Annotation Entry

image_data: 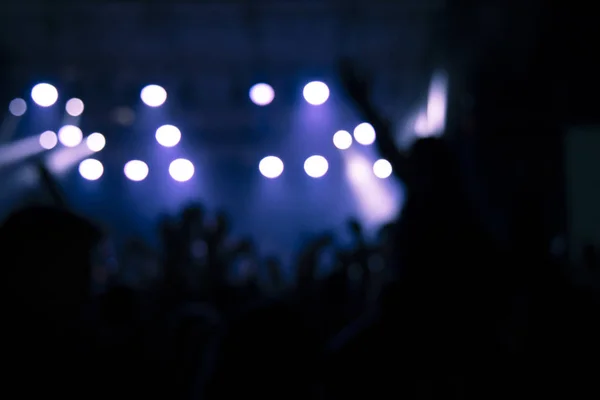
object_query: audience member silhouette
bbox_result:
[0,206,103,397]
[324,61,502,398]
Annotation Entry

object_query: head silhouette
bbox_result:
[215,210,229,232]
[347,218,363,237]
[0,206,102,317]
[181,203,205,234]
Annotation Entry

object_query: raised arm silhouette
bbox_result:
[339,60,409,183]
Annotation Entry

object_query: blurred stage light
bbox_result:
[155,124,181,147]
[86,132,106,152]
[415,71,448,138]
[39,130,58,150]
[303,81,329,105]
[141,85,167,107]
[304,155,329,178]
[333,130,352,150]
[425,70,448,136]
[249,83,275,106]
[124,160,149,182]
[8,98,27,116]
[373,159,392,179]
[346,154,372,183]
[353,122,376,145]
[79,158,104,181]
[65,98,84,116]
[169,158,194,182]
[58,125,83,147]
[31,83,58,107]
[258,156,284,178]
[414,113,429,136]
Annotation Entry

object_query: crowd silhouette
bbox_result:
[1,63,599,400]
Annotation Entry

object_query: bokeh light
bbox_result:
[303,81,329,105]
[169,158,194,182]
[373,159,392,179]
[65,98,84,116]
[353,122,376,145]
[333,130,353,150]
[141,85,167,107]
[8,98,27,116]
[155,124,181,148]
[58,125,83,147]
[249,83,275,106]
[304,155,329,178]
[31,83,58,107]
[258,156,284,178]
[79,159,104,181]
[124,160,149,182]
[39,130,58,150]
[86,133,106,152]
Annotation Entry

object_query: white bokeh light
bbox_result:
[78,159,104,181]
[169,158,194,182]
[141,85,167,107]
[333,130,353,150]
[86,132,106,152]
[58,125,83,147]
[303,81,329,106]
[39,130,58,150]
[31,83,58,107]
[353,122,376,145]
[249,83,275,106]
[373,159,392,179]
[258,156,284,179]
[304,155,329,178]
[65,98,84,116]
[155,124,181,147]
[124,160,149,182]
[8,98,27,116]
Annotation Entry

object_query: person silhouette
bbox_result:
[327,61,497,398]
[0,205,104,397]
[0,205,103,320]
[339,61,487,288]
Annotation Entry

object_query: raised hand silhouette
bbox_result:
[339,59,370,107]
[181,203,205,236]
[338,59,409,182]
[347,218,363,238]
[296,232,334,287]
